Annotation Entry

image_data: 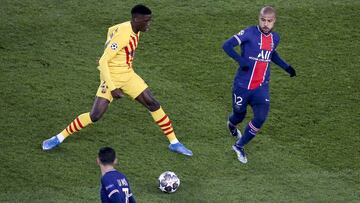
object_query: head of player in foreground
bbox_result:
[131,4,152,33]
[258,6,276,34]
[97,147,118,174]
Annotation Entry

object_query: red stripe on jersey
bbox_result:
[129,41,134,64]
[248,61,268,90]
[65,128,70,135]
[72,121,79,131]
[165,130,174,136]
[156,115,168,124]
[125,47,130,65]
[261,34,273,51]
[131,36,137,47]
[129,41,134,52]
[76,117,84,129]
[160,120,172,128]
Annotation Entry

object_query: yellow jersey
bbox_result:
[98,21,140,91]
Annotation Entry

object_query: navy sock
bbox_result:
[235,121,259,148]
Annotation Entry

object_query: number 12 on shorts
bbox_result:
[234,93,243,106]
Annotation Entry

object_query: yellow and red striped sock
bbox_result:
[150,107,179,144]
[59,112,93,140]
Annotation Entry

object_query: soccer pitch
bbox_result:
[1,0,359,202]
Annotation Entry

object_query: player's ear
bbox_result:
[132,14,139,22]
[114,158,118,165]
[96,157,101,165]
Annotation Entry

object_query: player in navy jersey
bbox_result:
[222,6,296,163]
[97,147,136,203]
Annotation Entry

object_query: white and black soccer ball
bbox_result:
[158,171,180,193]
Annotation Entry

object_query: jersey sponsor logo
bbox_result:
[110,43,118,50]
[257,50,271,60]
[248,50,272,63]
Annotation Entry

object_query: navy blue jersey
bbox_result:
[100,170,136,203]
[232,26,280,90]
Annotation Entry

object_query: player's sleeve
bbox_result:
[98,33,129,91]
[271,33,290,70]
[271,51,290,70]
[222,28,251,67]
[232,28,251,46]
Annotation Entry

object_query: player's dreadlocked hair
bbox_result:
[131,4,152,16]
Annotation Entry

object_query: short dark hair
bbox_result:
[260,6,276,16]
[131,4,152,16]
[98,147,116,165]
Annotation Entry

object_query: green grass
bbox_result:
[1,0,359,202]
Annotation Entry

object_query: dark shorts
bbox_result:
[232,83,270,113]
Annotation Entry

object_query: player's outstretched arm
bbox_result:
[98,55,124,99]
[99,34,129,91]
[222,37,249,69]
[99,54,117,91]
[271,51,296,77]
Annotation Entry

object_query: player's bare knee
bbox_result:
[147,100,160,111]
[90,112,103,122]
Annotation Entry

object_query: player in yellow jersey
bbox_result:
[42,4,193,156]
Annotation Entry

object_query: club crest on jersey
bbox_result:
[238,30,245,35]
[110,43,118,50]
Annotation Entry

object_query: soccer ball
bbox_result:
[158,171,180,193]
